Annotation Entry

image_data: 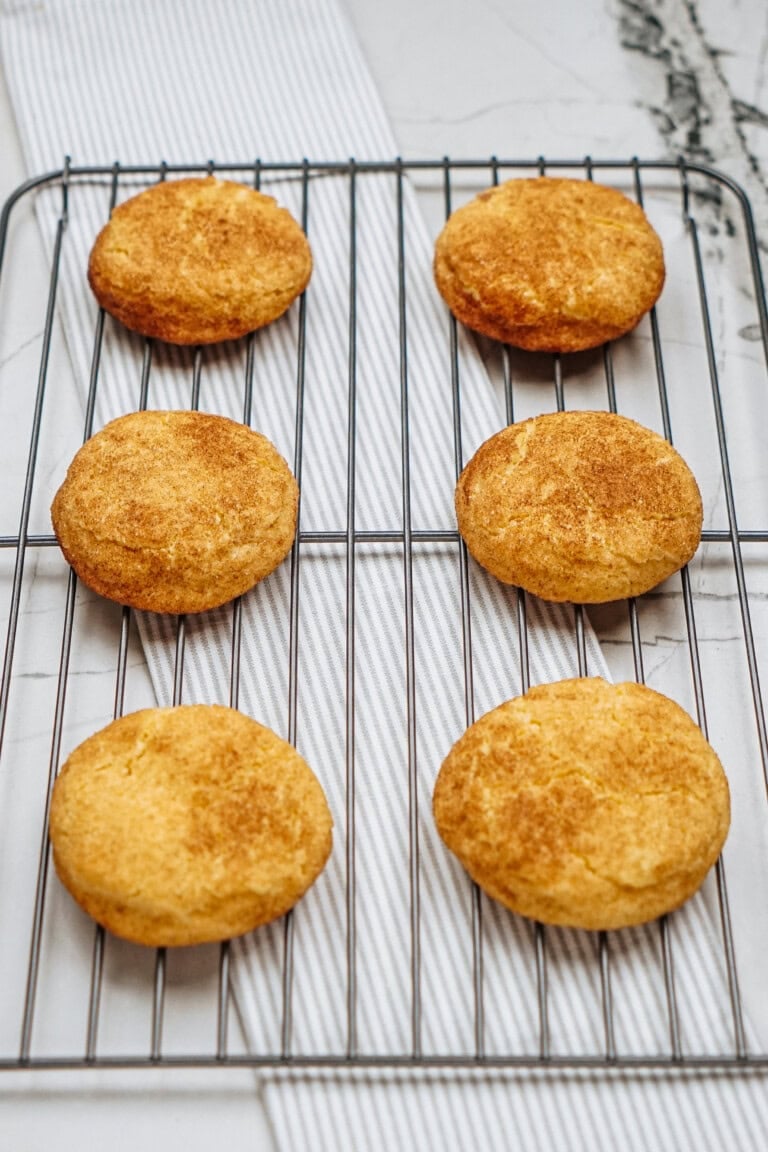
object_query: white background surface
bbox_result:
[1,0,768,1148]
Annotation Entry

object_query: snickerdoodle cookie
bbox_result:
[49,704,333,947]
[88,176,312,344]
[434,176,664,352]
[455,410,702,603]
[51,409,298,614]
[433,678,730,930]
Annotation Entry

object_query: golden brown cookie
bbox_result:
[434,176,664,352]
[49,705,333,947]
[433,678,730,931]
[88,176,312,344]
[455,410,702,603]
[51,409,298,614]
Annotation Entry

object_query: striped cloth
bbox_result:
[1,1,766,1148]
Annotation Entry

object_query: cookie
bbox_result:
[51,409,298,614]
[434,176,664,352]
[433,678,730,931]
[88,176,312,344]
[49,705,333,947]
[455,410,702,603]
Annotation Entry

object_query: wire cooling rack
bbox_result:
[0,157,768,1073]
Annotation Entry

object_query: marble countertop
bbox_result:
[1,0,768,1149]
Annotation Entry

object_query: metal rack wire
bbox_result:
[0,156,767,1072]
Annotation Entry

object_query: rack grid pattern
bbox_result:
[0,157,767,1072]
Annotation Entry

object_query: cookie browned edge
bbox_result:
[454,410,703,603]
[432,678,730,930]
[50,409,299,614]
[434,176,665,352]
[49,704,333,947]
[88,176,312,344]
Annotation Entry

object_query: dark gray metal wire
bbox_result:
[20,568,77,1063]
[0,174,70,757]
[151,949,166,1061]
[396,161,423,1059]
[217,258,259,1066]
[281,159,312,1060]
[555,266,618,1060]
[629,158,684,1061]
[82,163,124,1066]
[16,166,81,1062]
[679,162,749,1058]
[492,155,551,1063]
[443,157,485,1061]
[345,161,359,1059]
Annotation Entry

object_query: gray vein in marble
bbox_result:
[639,589,768,603]
[734,100,768,131]
[603,636,744,651]
[739,323,762,341]
[472,0,611,100]
[0,328,43,370]
[397,97,634,128]
[758,30,768,113]
[648,630,742,643]
[617,0,768,245]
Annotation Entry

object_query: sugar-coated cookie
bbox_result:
[49,705,333,947]
[455,410,702,603]
[433,678,730,930]
[434,176,664,352]
[51,409,298,614]
[88,176,312,344]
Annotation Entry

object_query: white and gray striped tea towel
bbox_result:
[1,0,766,1148]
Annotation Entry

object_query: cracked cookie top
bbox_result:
[49,704,333,947]
[432,677,730,931]
[51,409,298,614]
[433,176,664,352]
[455,409,703,603]
[88,176,312,344]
